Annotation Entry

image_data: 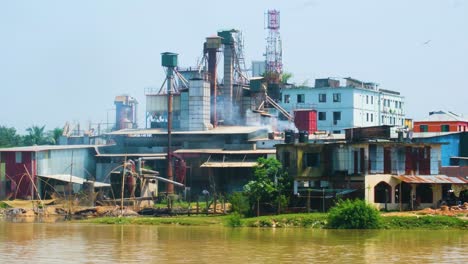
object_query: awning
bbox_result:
[393,175,468,184]
[200,161,258,168]
[37,174,111,187]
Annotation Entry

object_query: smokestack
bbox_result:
[205,36,222,127]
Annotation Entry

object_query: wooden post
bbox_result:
[222,196,226,214]
[120,158,127,217]
[213,193,217,214]
[256,198,260,217]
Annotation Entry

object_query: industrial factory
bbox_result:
[101,10,305,197]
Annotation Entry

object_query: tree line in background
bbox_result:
[0,125,63,148]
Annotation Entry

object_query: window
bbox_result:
[318,112,326,121]
[382,115,384,123]
[420,125,428,132]
[319,93,326,102]
[284,94,290,103]
[366,113,369,122]
[15,152,22,163]
[441,124,450,132]
[333,130,341,134]
[283,152,290,168]
[333,111,341,125]
[333,93,341,102]
[371,96,373,104]
[303,153,320,168]
[371,113,373,122]
[366,95,369,104]
[297,94,305,103]
[395,101,398,108]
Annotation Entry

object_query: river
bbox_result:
[0,219,466,263]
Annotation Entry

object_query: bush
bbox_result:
[225,212,243,227]
[327,199,381,229]
[229,192,250,216]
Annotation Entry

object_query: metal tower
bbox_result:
[265,10,283,83]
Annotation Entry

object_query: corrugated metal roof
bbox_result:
[38,174,110,187]
[174,149,275,154]
[413,131,462,138]
[107,126,265,136]
[417,110,468,122]
[393,175,468,184]
[200,161,258,168]
[96,153,167,157]
[0,145,98,152]
[450,156,468,160]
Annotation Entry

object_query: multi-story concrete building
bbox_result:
[280,78,405,134]
[275,126,468,211]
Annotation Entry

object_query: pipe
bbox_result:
[166,69,174,194]
[208,48,218,127]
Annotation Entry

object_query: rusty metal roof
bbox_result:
[393,175,468,184]
[200,161,258,168]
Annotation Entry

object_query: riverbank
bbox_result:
[81,212,468,230]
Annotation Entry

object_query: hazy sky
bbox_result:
[1,0,467,134]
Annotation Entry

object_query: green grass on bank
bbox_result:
[382,215,468,230]
[82,215,228,226]
[81,213,467,230]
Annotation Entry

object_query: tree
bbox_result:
[0,126,22,147]
[281,72,293,84]
[48,127,64,145]
[243,157,292,216]
[24,125,51,145]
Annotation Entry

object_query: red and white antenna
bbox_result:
[265,10,283,79]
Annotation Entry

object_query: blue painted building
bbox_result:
[413,132,468,166]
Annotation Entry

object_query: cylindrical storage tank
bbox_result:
[299,131,309,143]
[268,132,274,139]
[161,52,178,67]
[284,129,295,143]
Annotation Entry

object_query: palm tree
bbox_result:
[49,127,64,145]
[24,125,47,145]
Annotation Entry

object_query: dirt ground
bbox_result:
[382,203,468,218]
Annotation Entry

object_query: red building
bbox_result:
[0,145,98,199]
[414,111,468,133]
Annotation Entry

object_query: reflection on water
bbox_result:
[0,220,467,263]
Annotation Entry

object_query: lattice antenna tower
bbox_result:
[265,10,283,80]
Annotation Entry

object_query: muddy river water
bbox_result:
[0,220,466,263]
